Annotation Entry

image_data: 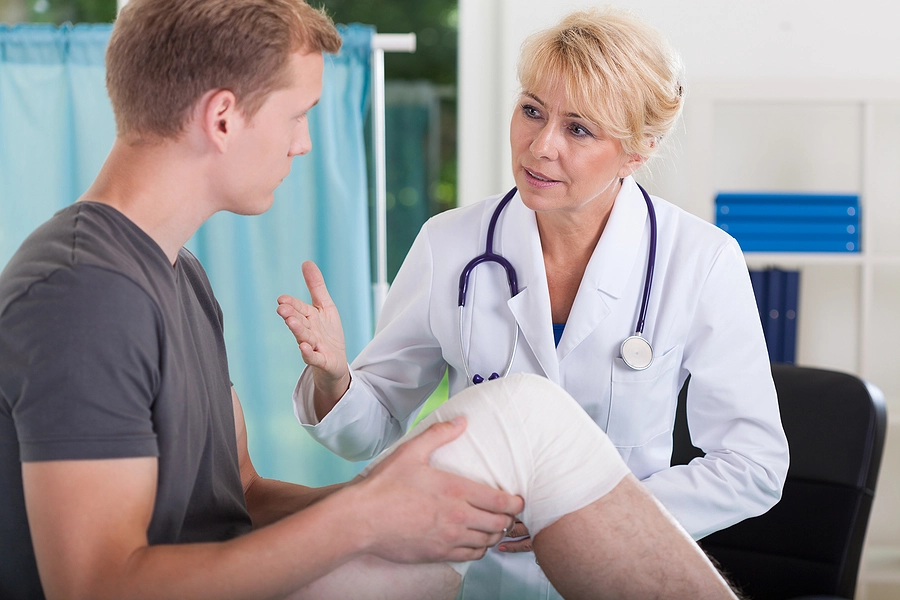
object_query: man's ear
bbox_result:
[198,89,240,152]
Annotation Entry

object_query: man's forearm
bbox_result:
[110,487,365,600]
[244,476,347,529]
[26,458,372,600]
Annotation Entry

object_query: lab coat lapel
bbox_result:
[557,177,649,361]
[502,193,561,383]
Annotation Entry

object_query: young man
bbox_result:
[0,2,519,599]
[0,1,739,598]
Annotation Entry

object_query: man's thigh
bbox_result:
[288,556,460,600]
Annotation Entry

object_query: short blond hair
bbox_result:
[106,0,342,141]
[517,7,684,160]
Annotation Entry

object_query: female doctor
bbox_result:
[277,7,789,600]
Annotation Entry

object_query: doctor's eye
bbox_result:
[568,123,594,138]
[521,104,542,119]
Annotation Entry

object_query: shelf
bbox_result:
[744,252,863,267]
[678,80,900,594]
[688,79,900,103]
[743,253,900,268]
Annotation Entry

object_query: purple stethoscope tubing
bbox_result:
[457,187,520,306]
[457,188,520,384]
[458,183,657,384]
[621,183,657,371]
[636,183,657,336]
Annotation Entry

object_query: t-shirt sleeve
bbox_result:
[1,265,161,461]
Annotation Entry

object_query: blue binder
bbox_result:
[716,192,859,205]
[717,203,858,219]
[749,269,767,327]
[782,270,800,364]
[738,239,858,253]
[715,192,861,252]
[765,269,785,363]
[718,221,857,236]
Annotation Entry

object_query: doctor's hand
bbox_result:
[277,261,351,414]
[497,520,533,553]
[350,417,523,564]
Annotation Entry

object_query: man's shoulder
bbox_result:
[0,203,172,318]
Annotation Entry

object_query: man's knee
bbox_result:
[417,374,630,535]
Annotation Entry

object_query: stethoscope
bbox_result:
[457,182,658,385]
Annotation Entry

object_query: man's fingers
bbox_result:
[445,546,490,563]
[461,509,516,540]
[301,260,334,308]
[398,417,524,514]
[399,418,468,463]
[461,477,524,518]
[458,529,501,551]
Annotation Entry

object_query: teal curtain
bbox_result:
[0,23,375,486]
[0,24,114,259]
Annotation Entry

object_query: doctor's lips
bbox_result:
[523,167,561,188]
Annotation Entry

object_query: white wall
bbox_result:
[458,0,900,204]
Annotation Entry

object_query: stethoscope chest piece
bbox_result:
[621,335,653,371]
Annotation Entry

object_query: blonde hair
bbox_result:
[517,7,684,160]
[106,0,342,141]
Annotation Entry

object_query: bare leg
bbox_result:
[535,474,737,600]
[287,556,460,600]
[293,373,738,599]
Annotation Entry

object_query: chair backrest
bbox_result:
[672,364,888,600]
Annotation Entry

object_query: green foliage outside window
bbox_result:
[0,0,116,24]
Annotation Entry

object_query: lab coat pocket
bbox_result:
[607,346,679,448]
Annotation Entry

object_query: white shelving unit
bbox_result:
[640,78,900,599]
[645,79,900,402]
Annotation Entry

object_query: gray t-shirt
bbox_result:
[0,203,252,599]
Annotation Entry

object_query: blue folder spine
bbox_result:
[749,269,767,325]
[718,221,857,236]
[717,203,858,219]
[748,268,801,363]
[716,192,859,205]
[737,239,858,253]
[782,270,800,364]
[765,269,784,363]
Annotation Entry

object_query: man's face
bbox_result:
[224,51,324,215]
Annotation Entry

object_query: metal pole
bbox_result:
[370,33,416,322]
[371,46,389,321]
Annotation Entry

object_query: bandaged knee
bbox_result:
[360,373,630,574]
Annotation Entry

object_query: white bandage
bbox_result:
[360,373,629,575]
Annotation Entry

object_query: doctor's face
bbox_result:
[509,84,640,218]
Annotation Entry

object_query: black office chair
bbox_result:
[672,364,888,600]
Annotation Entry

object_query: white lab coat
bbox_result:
[294,176,789,600]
